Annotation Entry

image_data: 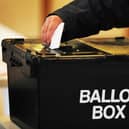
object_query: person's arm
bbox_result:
[41,0,129,44]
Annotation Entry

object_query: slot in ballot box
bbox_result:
[2,37,129,129]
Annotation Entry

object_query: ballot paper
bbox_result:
[49,22,64,49]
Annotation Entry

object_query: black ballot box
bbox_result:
[2,37,129,129]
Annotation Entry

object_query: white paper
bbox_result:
[49,22,64,49]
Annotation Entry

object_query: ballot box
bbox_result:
[2,37,129,129]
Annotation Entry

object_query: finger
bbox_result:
[41,19,50,43]
[41,16,63,45]
[46,22,59,44]
[41,24,48,43]
[46,16,63,43]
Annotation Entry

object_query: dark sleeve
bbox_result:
[51,0,129,42]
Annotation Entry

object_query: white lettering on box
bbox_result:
[80,89,129,120]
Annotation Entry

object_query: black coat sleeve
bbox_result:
[51,0,129,41]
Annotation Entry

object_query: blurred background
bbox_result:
[0,0,129,128]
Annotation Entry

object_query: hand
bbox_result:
[41,15,63,46]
